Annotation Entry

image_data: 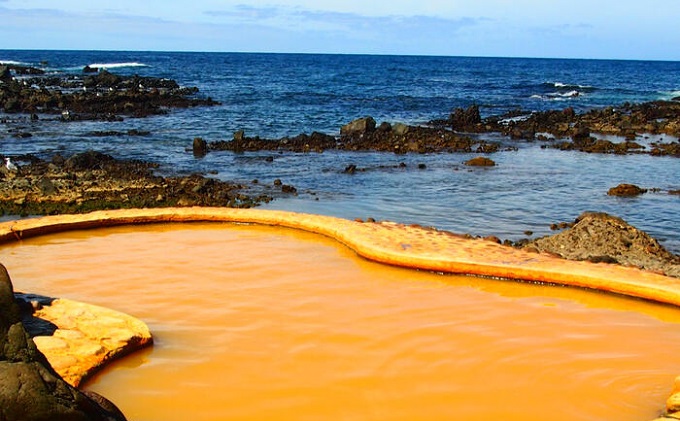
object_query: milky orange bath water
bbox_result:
[2,223,680,421]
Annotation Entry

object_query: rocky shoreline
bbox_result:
[0,150,284,216]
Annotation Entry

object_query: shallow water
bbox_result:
[3,223,680,421]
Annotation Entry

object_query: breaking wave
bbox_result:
[87,62,148,69]
[0,60,30,66]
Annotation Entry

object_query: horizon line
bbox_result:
[1,47,678,63]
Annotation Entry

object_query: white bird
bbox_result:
[4,157,18,172]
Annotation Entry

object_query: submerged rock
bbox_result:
[464,157,496,167]
[607,183,648,197]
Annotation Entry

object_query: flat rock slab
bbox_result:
[29,298,152,387]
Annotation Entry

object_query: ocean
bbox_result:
[1,50,679,252]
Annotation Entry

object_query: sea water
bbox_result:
[0,51,678,250]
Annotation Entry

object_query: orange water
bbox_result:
[2,223,680,421]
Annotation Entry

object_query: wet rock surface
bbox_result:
[431,102,680,157]
[607,183,648,197]
[464,156,496,167]
[521,212,680,278]
[208,121,502,154]
[1,66,218,121]
[0,264,127,421]
[203,101,678,157]
[0,151,274,216]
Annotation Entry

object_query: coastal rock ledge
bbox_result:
[1,263,152,421]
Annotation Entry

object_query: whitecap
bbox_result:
[548,81,594,90]
[560,90,581,98]
[88,62,149,69]
[0,60,29,66]
[659,90,680,100]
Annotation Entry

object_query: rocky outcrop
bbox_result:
[464,157,496,167]
[0,67,217,120]
[522,212,680,278]
[429,101,680,157]
[0,264,127,421]
[340,116,376,136]
[607,183,648,197]
[447,105,483,131]
[208,117,499,155]
[0,151,273,216]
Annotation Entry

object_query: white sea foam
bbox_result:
[659,90,680,100]
[88,62,148,69]
[532,90,582,101]
[549,81,594,90]
[559,90,581,97]
[0,60,29,66]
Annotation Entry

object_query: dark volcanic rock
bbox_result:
[522,212,680,278]
[340,117,376,136]
[464,157,496,167]
[0,69,218,120]
[426,100,680,157]
[0,264,127,421]
[211,131,337,153]
[0,151,271,216]
[448,105,482,131]
[193,137,208,157]
[607,183,648,197]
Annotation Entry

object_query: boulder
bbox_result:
[65,151,115,171]
[448,105,481,130]
[464,157,496,167]
[83,70,122,88]
[0,65,11,82]
[572,126,592,143]
[0,264,128,421]
[193,137,208,157]
[341,117,376,136]
[607,183,647,197]
[522,212,680,278]
[392,123,410,136]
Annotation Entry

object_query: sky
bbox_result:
[0,0,678,60]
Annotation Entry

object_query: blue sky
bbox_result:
[0,0,678,60]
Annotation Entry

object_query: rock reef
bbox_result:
[0,151,275,216]
[1,65,217,121]
[431,102,680,157]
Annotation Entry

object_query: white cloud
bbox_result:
[0,1,678,59]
